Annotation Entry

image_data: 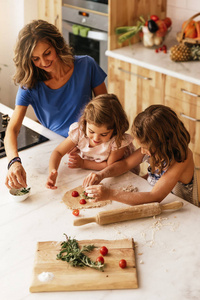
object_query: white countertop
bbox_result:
[106,35,200,86]
[1,103,200,300]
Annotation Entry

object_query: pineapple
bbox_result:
[170,44,191,62]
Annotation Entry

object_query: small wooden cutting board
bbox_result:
[29,238,138,292]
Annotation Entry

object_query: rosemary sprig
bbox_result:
[57,234,104,271]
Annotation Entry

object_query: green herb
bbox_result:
[80,191,94,200]
[15,187,30,196]
[115,16,145,44]
[57,234,104,271]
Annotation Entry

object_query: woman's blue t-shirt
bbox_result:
[16,55,107,137]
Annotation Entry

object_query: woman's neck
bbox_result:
[44,61,74,89]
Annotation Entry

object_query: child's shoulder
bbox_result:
[110,133,133,149]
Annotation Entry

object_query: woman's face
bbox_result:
[86,123,114,147]
[31,40,58,72]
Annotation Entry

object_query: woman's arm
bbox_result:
[93,82,107,96]
[4,105,28,189]
[83,148,144,187]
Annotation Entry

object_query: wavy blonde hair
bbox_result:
[132,105,190,173]
[13,19,74,89]
[79,94,129,148]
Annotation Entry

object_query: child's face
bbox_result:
[86,123,114,147]
[135,138,151,156]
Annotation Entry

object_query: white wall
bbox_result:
[0,0,37,119]
[167,0,200,34]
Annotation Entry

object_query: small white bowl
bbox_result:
[9,187,31,202]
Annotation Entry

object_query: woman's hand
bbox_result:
[5,162,27,189]
[68,152,83,168]
[85,184,110,202]
[83,172,103,187]
[46,169,58,189]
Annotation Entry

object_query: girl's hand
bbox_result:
[5,162,27,189]
[46,169,58,189]
[68,152,83,168]
[83,172,103,187]
[85,184,110,202]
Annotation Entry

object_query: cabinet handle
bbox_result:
[195,166,200,170]
[180,113,200,122]
[118,67,152,80]
[181,88,200,98]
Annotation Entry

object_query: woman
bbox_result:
[5,19,107,190]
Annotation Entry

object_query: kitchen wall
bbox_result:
[0,0,37,119]
[0,0,199,120]
[167,0,200,34]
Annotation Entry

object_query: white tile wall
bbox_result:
[167,0,200,33]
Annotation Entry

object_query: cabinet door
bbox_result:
[165,96,200,155]
[165,76,200,156]
[108,57,165,131]
[38,0,62,32]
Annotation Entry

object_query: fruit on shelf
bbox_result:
[163,17,172,28]
[170,44,191,62]
[155,20,168,37]
[150,15,159,22]
[182,20,197,38]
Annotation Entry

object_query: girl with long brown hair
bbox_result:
[46,94,139,189]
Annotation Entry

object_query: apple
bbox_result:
[155,20,168,37]
[163,17,172,28]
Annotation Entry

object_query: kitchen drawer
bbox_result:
[165,96,200,155]
[165,76,200,107]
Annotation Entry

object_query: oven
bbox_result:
[62,0,108,75]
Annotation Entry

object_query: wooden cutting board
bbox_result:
[29,238,138,292]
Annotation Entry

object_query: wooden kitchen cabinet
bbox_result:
[165,75,200,200]
[108,56,165,176]
[38,0,62,32]
[108,56,165,133]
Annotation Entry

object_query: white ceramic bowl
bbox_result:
[9,187,31,202]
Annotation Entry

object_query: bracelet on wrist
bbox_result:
[8,157,22,170]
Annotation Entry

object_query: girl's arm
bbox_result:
[83,148,144,186]
[46,137,76,189]
[85,153,193,205]
[4,105,28,189]
[68,147,126,171]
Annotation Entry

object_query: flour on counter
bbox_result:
[121,184,138,192]
[141,216,180,247]
[38,272,54,282]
